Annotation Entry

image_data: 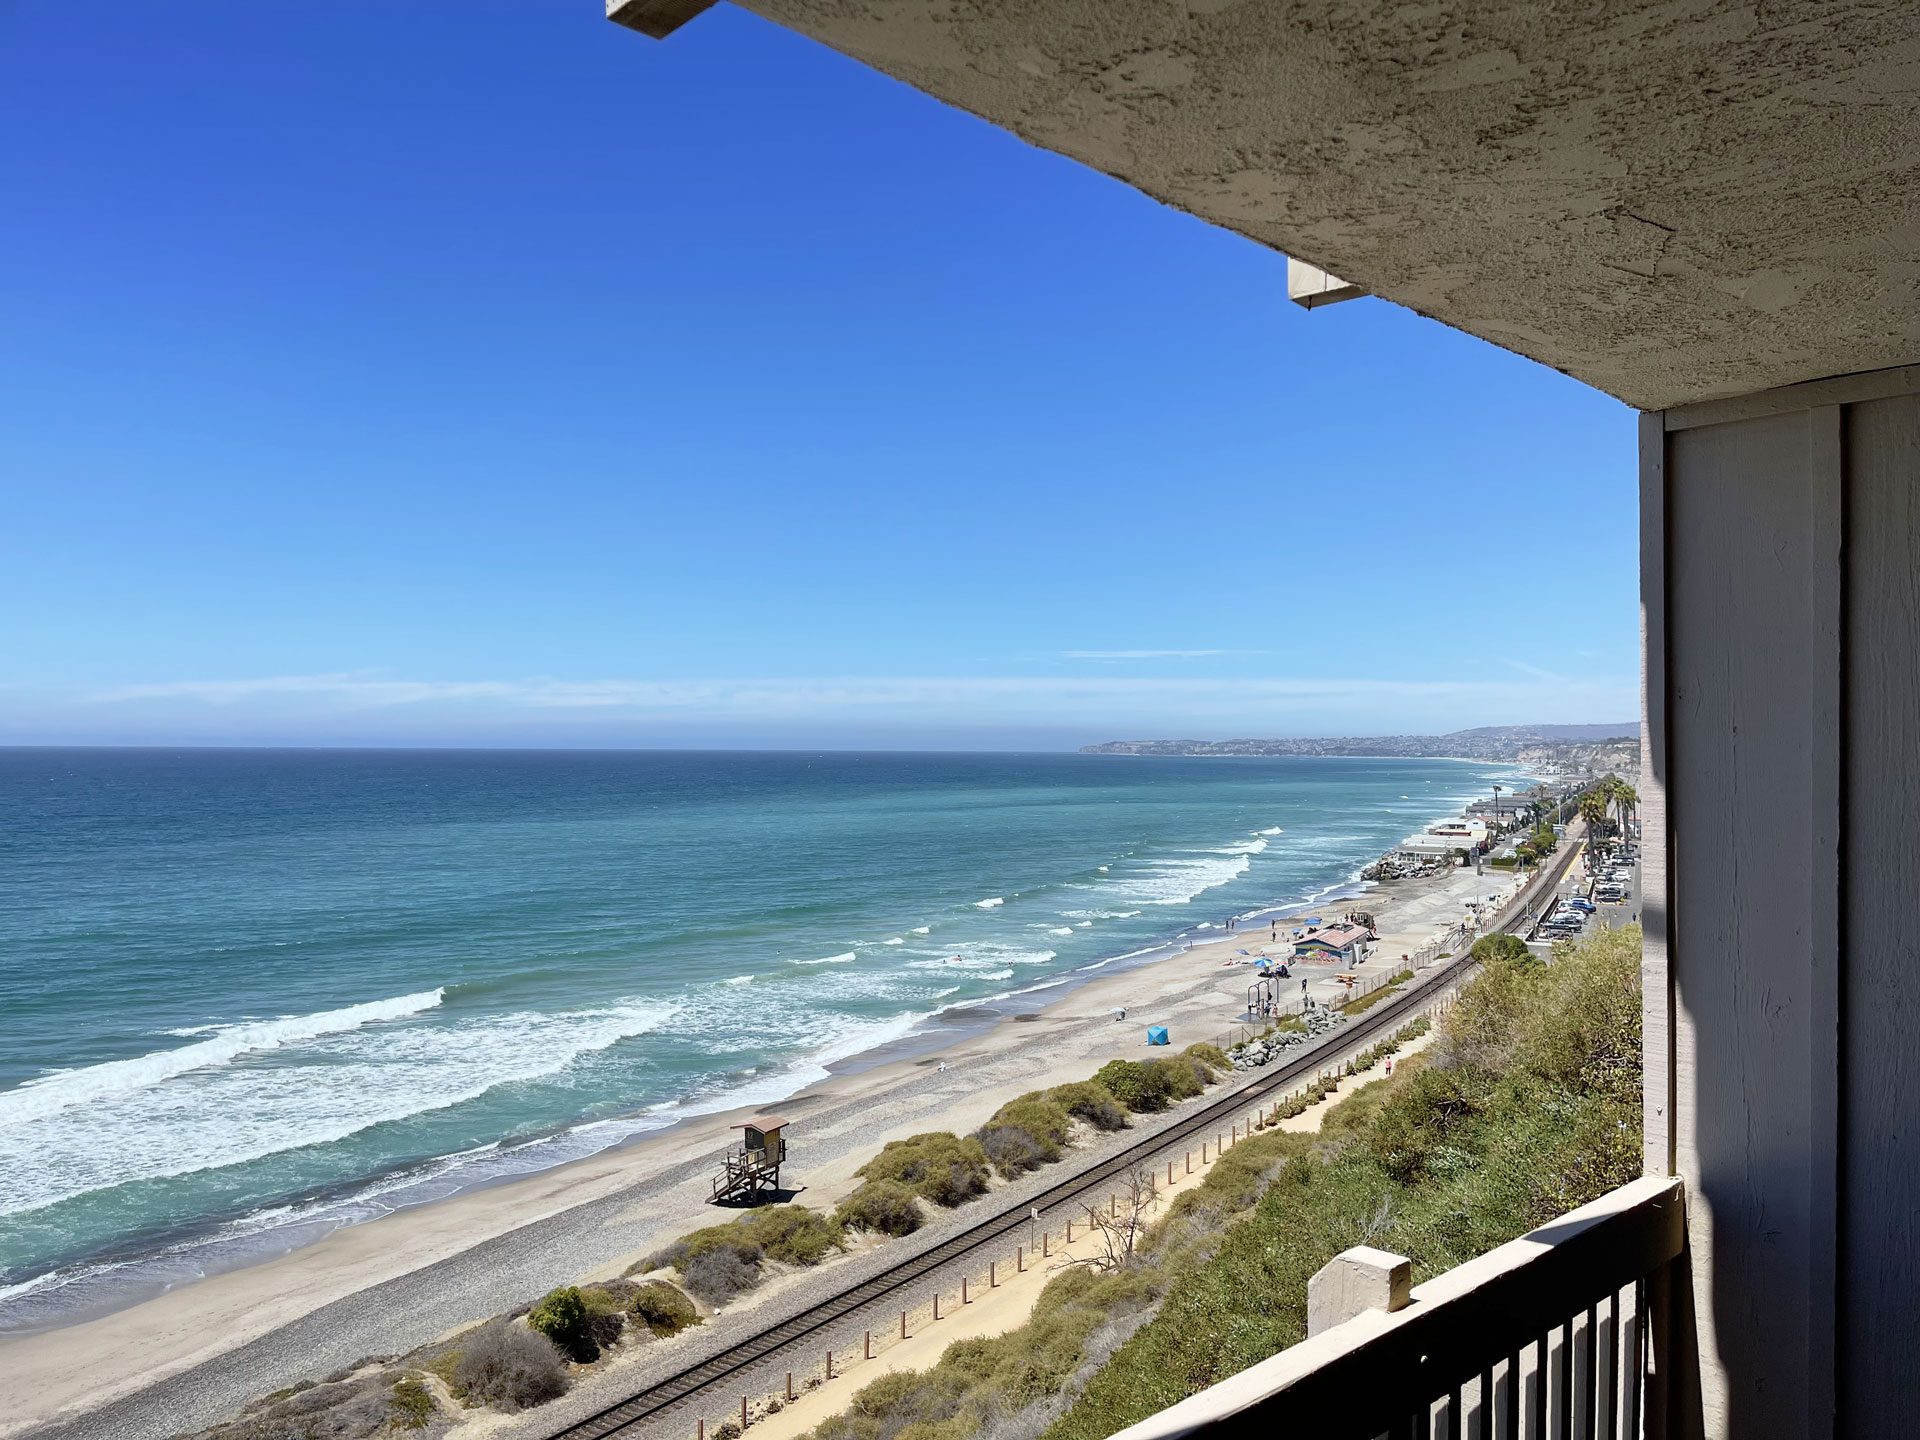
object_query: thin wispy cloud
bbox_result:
[1500,658,1572,684]
[1059,649,1228,660]
[82,670,1635,726]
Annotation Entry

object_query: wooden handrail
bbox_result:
[1110,1175,1685,1440]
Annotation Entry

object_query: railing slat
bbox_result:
[1103,1178,1684,1440]
[1601,1293,1618,1438]
[1583,1303,1599,1440]
[1557,1318,1573,1440]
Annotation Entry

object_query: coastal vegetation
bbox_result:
[175,1002,1422,1440]
[1339,967,1416,1015]
[800,928,1640,1440]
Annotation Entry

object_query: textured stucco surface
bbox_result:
[727,0,1920,409]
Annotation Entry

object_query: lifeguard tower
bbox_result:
[710,1114,789,1206]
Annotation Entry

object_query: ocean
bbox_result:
[0,747,1524,1329]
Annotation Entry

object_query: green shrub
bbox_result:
[681,1248,761,1305]
[1047,1080,1128,1131]
[1184,1042,1230,1073]
[628,1280,700,1335]
[580,1286,627,1351]
[390,1375,435,1429]
[527,1287,598,1363]
[835,1179,924,1237]
[1471,933,1539,972]
[857,1132,992,1206]
[736,1204,846,1265]
[644,1204,844,1308]
[1146,1055,1207,1101]
[1092,1059,1172,1112]
[976,1096,1075,1177]
[452,1322,569,1410]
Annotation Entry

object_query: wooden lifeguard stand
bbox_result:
[710,1114,789,1206]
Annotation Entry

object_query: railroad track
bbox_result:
[550,845,1583,1440]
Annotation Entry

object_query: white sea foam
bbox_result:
[794,952,857,966]
[1092,851,1251,906]
[973,896,1005,909]
[881,937,905,946]
[0,997,678,1219]
[976,969,1015,981]
[1047,927,1075,937]
[910,926,931,935]
[720,975,754,986]
[0,989,448,1130]
[1258,826,1285,835]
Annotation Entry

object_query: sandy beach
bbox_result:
[1,856,1522,1440]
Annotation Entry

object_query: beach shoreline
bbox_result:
[0,840,1525,1440]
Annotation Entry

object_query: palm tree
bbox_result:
[1578,787,1610,835]
[1603,774,1639,833]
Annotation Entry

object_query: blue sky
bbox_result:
[0,2,1636,750]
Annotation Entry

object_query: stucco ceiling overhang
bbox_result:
[616,0,1919,411]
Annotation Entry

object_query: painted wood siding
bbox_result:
[1840,391,1920,1434]
[1648,368,1920,1440]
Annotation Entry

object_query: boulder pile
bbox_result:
[1228,1008,1348,1069]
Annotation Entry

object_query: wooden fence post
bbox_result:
[786,1373,794,1402]
[933,1292,941,1321]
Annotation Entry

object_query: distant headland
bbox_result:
[1079,723,1640,772]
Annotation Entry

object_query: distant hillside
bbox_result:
[1080,724,1638,771]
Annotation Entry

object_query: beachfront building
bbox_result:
[1291,922,1371,966]
[1427,818,1490,848]
[1396,832,1471,861]
[620,4,1917,1436]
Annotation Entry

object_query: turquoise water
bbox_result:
[0,747,1521,1326]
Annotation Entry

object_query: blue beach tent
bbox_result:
[1146,1025,1170,1046]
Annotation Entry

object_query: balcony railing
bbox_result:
[1109,1174,1687,1440]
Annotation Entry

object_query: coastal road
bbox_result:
[541,838,1587,1440]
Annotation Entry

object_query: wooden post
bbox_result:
[826,1350,833,1381]
[865,1330,872,1359]
[990,1260,998,1287]
[962,1276,970,1304]
[1017,1245,1025,1272]
[786,1373,794,1402]
[1043,1231,1051,1257]
[742,1397,749,1429]
[1110,1194,1117,1217]
[1067,1218,1074,1241]
[1186,1150,1192,1174]
[1167,1159,1174,1185]
[933,1292,941,1321]
[901,1309,908,1338]
[698,1421,705,1440]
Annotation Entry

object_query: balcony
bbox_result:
[1110,1176,1687,1440]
